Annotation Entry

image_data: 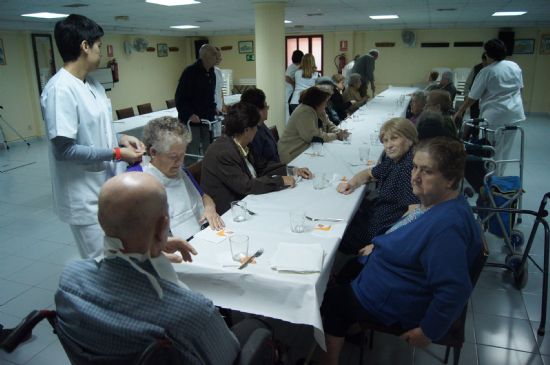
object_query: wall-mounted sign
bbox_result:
[246,54,255,61]
[339,40,348,52]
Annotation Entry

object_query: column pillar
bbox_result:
[253,0,287,133]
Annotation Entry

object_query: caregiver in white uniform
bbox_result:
[41,14,144,258]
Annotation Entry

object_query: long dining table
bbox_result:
[173,86,417,350]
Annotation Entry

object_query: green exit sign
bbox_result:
[246,54,255,61]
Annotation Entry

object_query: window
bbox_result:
[286,35,324,74]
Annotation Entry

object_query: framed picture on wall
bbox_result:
[540,34,550,55]
[513,39,535,54]
[238,41,254,54]
[157,43,168,57]
[0,39,6,65]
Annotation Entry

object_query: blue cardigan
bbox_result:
[351,195,482,341]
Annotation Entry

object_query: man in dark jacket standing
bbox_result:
[175,44,218,156]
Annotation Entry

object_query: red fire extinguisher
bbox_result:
[334,54,346,74]
[107,59,119,83]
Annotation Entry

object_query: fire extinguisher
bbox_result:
[107,59,119,83]
[334,54,346,74]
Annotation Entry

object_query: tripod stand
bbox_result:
[0,106,31,150]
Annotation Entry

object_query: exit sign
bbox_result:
[246,54,255,61]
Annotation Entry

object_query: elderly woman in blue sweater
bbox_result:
[320,137,482,365]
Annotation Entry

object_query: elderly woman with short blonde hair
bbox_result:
[337,117,419,254]
[343,73,367,114]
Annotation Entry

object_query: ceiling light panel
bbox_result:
[369,15,399,20]
[146,0,200,6]
[21,12,68,19]
[492,11,527,16]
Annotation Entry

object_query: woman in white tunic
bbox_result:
[142,117,224,239]
[289,53,320,114]
[41,14,144,259]
[455,38,525,175]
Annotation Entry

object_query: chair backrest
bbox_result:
[165,99,176,109]
[269,126,279,142]
[116,107,135,120]
[137,103,153,115]
[187,160,202,185]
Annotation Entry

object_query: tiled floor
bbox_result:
[0,114,549,364]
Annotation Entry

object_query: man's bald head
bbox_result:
[98,172,168,253]
[199,44,217,69]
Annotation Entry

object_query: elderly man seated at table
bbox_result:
[55,172,241,364]
[336,117,419,254]
[424,89,458,137]
[343,73,368,115]
[321,137,482,365]
[141,116,224,239]
[202,102,312,214]
[241,88,280,163]
[278,86,349,164]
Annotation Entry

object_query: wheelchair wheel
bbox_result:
[505,253,528,289]
[511,229,525,251]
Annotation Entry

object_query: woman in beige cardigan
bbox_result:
[278,86,349,164]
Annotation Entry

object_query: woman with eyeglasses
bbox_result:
[142,116,224,239]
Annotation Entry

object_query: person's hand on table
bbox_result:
[296,167,313,179]
[189,114,201,124]
[282,175,296,188]
[337,181,355,195]
[400,327,431,348]
[358,244,374,256]
[200,205,225,230]
[336,130,350,141]
[163,236,197,263]
[119,134,145,153]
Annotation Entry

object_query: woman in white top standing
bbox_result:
[142,117,224,239]
[285,50,304,121]
[289,53,320,114]
[41,14,144,259]
[455,38,525,175]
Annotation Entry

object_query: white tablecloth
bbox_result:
[174,86,416,349]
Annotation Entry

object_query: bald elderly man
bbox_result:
[55,172,241,364]
[175,43,219,156]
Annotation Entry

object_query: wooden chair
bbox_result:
[357,226,489,365]
[115,107,135,120]
[165,99,176,109]
[269,126,279,142]
[137,103,153,115]
[186,160,202,185]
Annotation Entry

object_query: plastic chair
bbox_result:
[116,107,135,120]
[137,103,153,115]
[357,226,489,365]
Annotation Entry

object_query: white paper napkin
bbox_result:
[270,243,324,273]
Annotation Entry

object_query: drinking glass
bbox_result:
[289,210,306,233]
[231,201,247,222]
[359,147,370,163]
[230,234,249,261]
[313,172,326,190]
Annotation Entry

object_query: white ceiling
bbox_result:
[1,0,549,36]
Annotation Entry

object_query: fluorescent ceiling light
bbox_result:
[146,0,200,5]
[22,12,68,19]
[369,15,399,20]
[284,20,292,24]
[492,11,526,16]
[170,25,200,29]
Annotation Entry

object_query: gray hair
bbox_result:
[348,73,362,87]
[199,43,216,59]
[142,116,191,154]
[369,49,380,57]
[441,71,453,82]
[412,90,427,105]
